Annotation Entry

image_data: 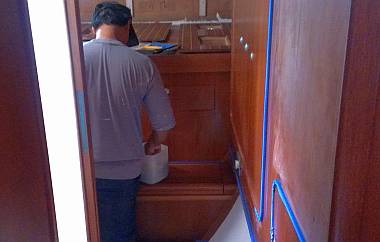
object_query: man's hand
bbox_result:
[144,142,161,155]
[144,130,169,155]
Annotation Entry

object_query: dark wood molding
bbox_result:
[63,1,100,242]
[329,0,380,241]
[0,0,58,241]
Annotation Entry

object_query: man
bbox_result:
[83,2,175,242]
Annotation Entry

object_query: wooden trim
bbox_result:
[201,191,238,240]
[329,0,380,241]
[150,53,231,74]
[63,1,100,242]
[137,194,236,202]
[6,1,59,241]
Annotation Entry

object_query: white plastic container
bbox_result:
[140,144,169,184]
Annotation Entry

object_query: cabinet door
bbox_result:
[0,1,57,241]
[144,54,232,162]
[231,0,351,241]
[230,0,269,231]
[266,0,351,241]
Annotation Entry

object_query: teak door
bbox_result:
[0,1,57,241]
[266,1,351,241]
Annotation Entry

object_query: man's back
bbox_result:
[84,3,175,241]
[84,38,175,166]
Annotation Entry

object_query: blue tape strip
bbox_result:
[235,170,256,242]
[76,91,89,152]
[270,180,306,242]
[254,0,275,223]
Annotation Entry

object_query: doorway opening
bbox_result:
[61,1,237,242]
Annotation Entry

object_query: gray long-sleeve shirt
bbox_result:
[83,39,175,179]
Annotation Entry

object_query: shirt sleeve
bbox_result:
[143,62,176,131]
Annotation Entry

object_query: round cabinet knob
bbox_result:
[239,36,244,44]
[250,52,255,60]
[244,43,249,51]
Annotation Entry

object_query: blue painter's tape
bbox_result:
[76,91,89,152]
[270,180,306,242]
[235,170,256,242]
[254,0,275,223]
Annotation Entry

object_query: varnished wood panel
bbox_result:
[207,0,232,18]
[64,1,100,242]
[133,0,232,21]
[230,0,268,227]
[137,161,237,242]
[170,72,230,161]
[169,85,215,111]
[329,1,380,241]
[272,194,299,242]
[360,100,380,242]
[133,0,199,21]
[232,0,379,241]
[150,53,231,74]
[0,1,57,241]
[139,162,224,196]
[79,0,232,23]
[266,0,351,241]
[136,195,236,242]
[141,33,231,162]
[179,24,231,53]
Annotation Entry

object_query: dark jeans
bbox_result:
[96,177,140,242]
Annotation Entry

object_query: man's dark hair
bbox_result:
[91,2,132,29]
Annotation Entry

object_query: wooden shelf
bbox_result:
[138,161,236,196]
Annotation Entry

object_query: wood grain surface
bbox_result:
[230,0,268,236]
[143,53,232,161]
[0,1,57,241]
[329,1,380,241]
[64,1,100,242]
[265,0,351,241]
[150,52,231,73]
[179,23,231,53]
[132,0,232,21]
[134,23,172,42]
[137,161,237,242]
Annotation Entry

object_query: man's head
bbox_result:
[91,2,139,46]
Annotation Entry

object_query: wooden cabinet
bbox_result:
[144,53,232,161]
[231,0,380,241]
[137,30,237,242]
[230,0,268,225]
